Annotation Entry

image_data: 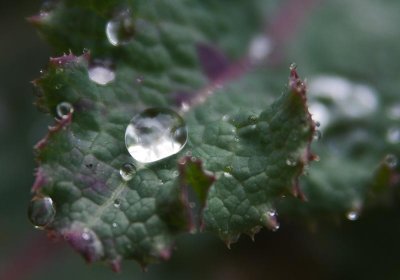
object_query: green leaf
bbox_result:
[28,0,325,270]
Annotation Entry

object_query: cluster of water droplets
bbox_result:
[307,75,379,131]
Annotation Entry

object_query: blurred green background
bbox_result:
[1,0,400,279]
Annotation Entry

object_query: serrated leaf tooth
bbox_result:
[61,223,104,263]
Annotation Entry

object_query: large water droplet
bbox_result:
[106,10,135,46]
[88,66,115,85]
[125,108,188,163]
[119,163,136,181]
[56,102,73,119]
[28,196,55,229]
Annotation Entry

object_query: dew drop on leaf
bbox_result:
[106,10,135,46]
[286,157,297,167]
[28,196,56,229]
[313,129,322,141]
[88,66,115,85]
[386,127,400,144]
[346,211,359,221]
[125,108,188,163]
[56,102,73,119]
[248,34,272,63]
[119,163,136,181]
[385,154,398,168]
[387,103,400,120]
[113,199,121,208]
[82,229,92,241]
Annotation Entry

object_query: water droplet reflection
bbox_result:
[106,10,135,46]
[88,66,115,85]
[28,196,56,229]
[119,163,136,181]
[125,108,188,163]
[56,102,73,119]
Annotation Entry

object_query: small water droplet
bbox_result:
[386,127,400,144]
[224,166,233,173]
[189,202,196,208]
[112,222,118,228]
[222,115,229,121]
[125,108,188,163]
[39,69,44,74]
[88,66,115,85]
[267,210,277,217]
[119,163,136,181]
[385,154,398,168]
[289,63,297,71]
[135,76,144,84]
[223,172,233,178]
[82,229,92,241]
[248,35,272,63]
[28,196,55,229]
[313,129,322,141]
[387,103,400,120]
[56,102,73,119]
[248,115,258,124]
[106,10,135,46]
[113,199,121,208]
[346,211,359,221]
[286,157,297,167]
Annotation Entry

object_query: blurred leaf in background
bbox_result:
[1,0,400,280]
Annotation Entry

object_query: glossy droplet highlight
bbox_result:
[28,196,55,229]
[286,157,297,167]
[346,211,359,221]
[106,10,135,46]
[248,35,272,63]
[56,102,73,119]
[125,108,188,163]
[385,154,398,168]
[88,66,115,85]
[386,127,400,144]
[113,199,121,208]
[119,163,136,181]
[313,129,322,141]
